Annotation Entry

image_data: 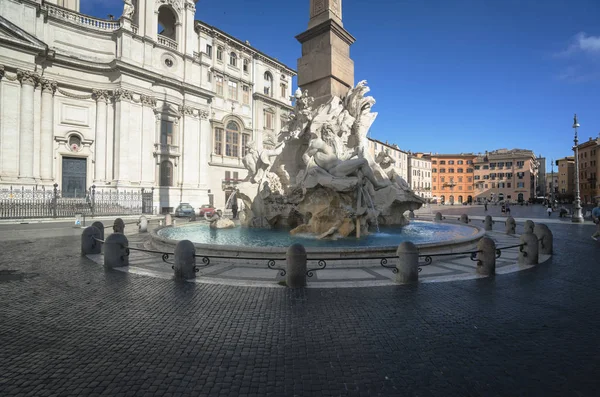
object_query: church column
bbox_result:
[198,110,210,188]
[93,90,109,183]
[17,70,40,183]
[40,79,57,182]
[113,89,131,185]
[0,65,4,179]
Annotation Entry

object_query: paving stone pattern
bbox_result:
[0,220,599,396]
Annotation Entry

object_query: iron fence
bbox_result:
[0,184,154,219]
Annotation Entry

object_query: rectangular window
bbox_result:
[243,59,249,73]
[160,120,174,145]
[264,86,270,96]
[225,130,239,157]
[468,177,473,182]
[242,85,250,105]
[432,168,437,173]
[280,83,287,98]
[457,168,464,173]
[264,111,273,130]
[225,171,230,181]
[206,44,212,58]
[517,182,525,188]
[474,165,480,170]
[217,46,223,61]
[507,183,511,188]
[457,160,464,165]
[458,177,463,182]
[207,70,212,83]
[448,168,454,173]
[506,162,513,167]
[214,127,223,155]
[448,160,455,165]
[432,160,437,165]
[440,168,446,173]
[228,80,238,101]
[440,160,446,165]
[233,171,239,180]
[216,75,223,96]
[490,163,496,168]
[242,134,250,156]
[517,161,524,168]
[483,165,489,170]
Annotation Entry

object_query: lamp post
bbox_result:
[571,114,584,223]
[550,158,555,208]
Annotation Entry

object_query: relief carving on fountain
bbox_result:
[236,80,424,239]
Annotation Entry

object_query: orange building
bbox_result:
[556,157,574,202]
[473,149,538,204]
[430,154,476,204]
[577,137,599,204]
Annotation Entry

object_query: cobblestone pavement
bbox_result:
[1,218,599,396]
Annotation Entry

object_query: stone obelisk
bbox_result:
[296,0,356,106]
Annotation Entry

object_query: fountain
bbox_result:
[151,0,485,259]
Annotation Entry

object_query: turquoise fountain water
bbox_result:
[158,221,478,248]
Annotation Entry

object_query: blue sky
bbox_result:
[82,0,600,172]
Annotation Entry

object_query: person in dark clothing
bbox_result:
[231,193,238,219]
[484,200,488,211]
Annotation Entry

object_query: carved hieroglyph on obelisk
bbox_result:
[296,0,356,106]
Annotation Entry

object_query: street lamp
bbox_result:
[550,158,555,208]
[571,114,584,223]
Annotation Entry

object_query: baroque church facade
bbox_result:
[0,0,295,213]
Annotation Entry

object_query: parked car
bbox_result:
[174,203,195,217]
[198,204,217,217]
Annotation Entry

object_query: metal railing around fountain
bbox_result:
[307,242,527,274]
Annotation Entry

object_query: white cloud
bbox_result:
[556,32,600,57]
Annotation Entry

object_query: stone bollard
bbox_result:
[523,220,535,234]
[533,224,553,255]
[518,232,539,266]
[165,214,172,226]
[505,216,516,235]
[434,212,443,222]
[286,243,307,288]
[81,226,102,255]
[174,240,196,280]
[476,237,496,276]
[173,219,177,227]
[409,210,415,219]
[113,218,125,234]
[138,215,148,233]
[104,233,129,268]
[91,221,105,241]
[483,215,493,231]
[459,214,469,224]
[396,242,419,284]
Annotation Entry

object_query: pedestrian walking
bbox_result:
[591,201,600,241]
[484,200,488,211]
[547,204,552,217]
[505,201,511,216]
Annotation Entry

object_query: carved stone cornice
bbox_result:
[140,94,157,107]
[40,79,58,94]
[199,109,209,120]
[113,88,133,102]
[17,69,40,87]
[92,89,111,102]
[0,65,5,81]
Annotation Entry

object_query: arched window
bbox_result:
[225,121,240,157]
[157,6,177,41]
[229,52,237,67]
[217,46,223,61]
[263,71,273,97]
[160,160,173,187]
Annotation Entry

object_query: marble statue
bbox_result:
[122,0,135,20]
[375,151,411,190]
[236,80,424,238]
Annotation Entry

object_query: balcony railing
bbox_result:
[154,143,180,156]
[158,35,178,51]
[45,4,120,31]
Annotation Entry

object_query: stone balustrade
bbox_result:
[158,35,178,51]
[46,4,120,31]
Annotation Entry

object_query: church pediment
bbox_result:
[0,15,48,53]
